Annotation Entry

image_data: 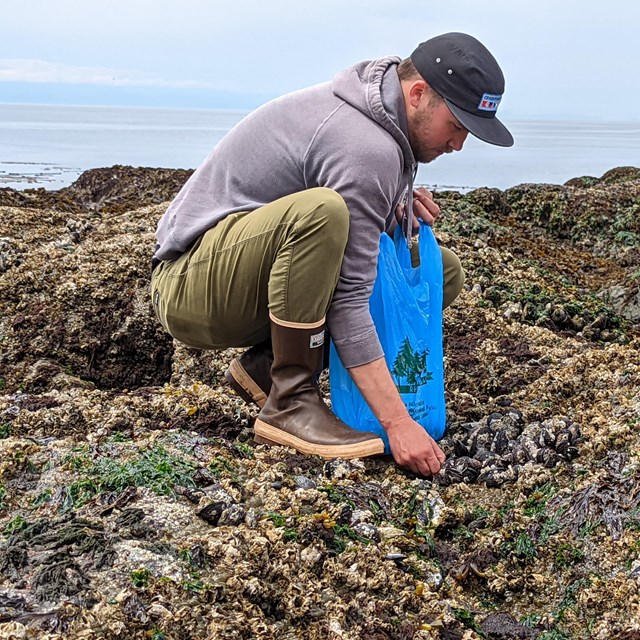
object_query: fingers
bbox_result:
[414,458,437,477]
[412,454,441,477]
[420,441,445,476]
[387,419,446,477]
[395,188,440,229]
[412,188,440,226]
[413,200,435,226]
[398,439,445,477]
[394,202,404,224]
[401,433,440,476]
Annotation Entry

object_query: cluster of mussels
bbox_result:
[435,408,583,487]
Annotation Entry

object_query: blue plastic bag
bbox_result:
[329,222,446,453]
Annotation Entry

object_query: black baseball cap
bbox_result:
[410,32,514,147]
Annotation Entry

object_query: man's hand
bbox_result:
[348,357,446,477]
[386,415,446,476]
[412,187,440,228]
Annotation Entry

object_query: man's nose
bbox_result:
[449,130,469,152]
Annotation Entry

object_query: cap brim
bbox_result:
[445,99,514,147]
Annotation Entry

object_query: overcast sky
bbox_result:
[1,0,639,122]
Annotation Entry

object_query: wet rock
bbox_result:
[602,284,640,323]
[196,502,226,526]
[480,612,539,639]
[294,475,316,490]
[352,523,380,542]
[218,504,246,526]
[322,459,365,479]
[349,510,373,526]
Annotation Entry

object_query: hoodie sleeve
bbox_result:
[304,103,404,369]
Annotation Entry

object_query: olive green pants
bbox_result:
[151,188,464,350]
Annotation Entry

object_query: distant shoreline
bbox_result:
[0,161,83,189]
[0,162,480,194]
[2,103,639,192]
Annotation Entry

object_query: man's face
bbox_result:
[408,95,469,164]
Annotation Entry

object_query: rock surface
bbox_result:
[0,165,639,639]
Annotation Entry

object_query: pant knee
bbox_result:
[303,188,350,254]
[442,247,465,309]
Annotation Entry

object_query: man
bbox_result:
[151,32,513,477]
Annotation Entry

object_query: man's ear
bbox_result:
[407,79,428,109]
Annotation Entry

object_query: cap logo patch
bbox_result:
[478,93,502,112]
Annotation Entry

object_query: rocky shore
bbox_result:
[0,165,639,640]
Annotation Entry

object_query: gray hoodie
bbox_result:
[154,56,417,368]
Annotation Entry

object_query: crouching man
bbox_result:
[151,32,513,476]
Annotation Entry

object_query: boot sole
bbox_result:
[254,419,385,459]
[224,359,268,408]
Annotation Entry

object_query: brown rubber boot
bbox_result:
[224,341,273,408]
[254,316,385,459]
[225,332,331,408]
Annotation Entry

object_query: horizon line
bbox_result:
[1,101,640,127]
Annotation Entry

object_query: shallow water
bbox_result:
[1,103,638,191]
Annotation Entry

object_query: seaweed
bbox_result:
[551,452,640,540]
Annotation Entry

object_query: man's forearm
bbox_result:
[347,357,410,431]
[347,356,446,476]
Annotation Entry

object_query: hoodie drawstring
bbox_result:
[402,164,419,248]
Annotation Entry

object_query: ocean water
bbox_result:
[1,103,638,192]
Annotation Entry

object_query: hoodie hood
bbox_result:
[332,56,415,171]
[332,57,418,246]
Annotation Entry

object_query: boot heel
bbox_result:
[225,360,268,407]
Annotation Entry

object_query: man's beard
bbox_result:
[409,104,446,164]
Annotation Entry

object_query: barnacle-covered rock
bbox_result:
[0,166,639,639]
[322,458,365,480]
[352,522,381,542]
[477,464,519,487]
